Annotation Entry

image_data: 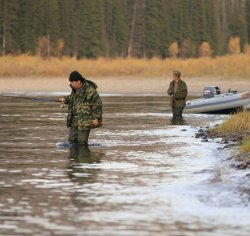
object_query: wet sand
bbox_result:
[0,76,249,95]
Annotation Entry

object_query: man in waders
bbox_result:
[59,71,102,145]
[167,70,188,123]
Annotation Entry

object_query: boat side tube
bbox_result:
[184,91,250,113]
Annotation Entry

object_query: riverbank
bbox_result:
[212,131,250,170]
[208,111,250,170]
[1,54,249,94]
[0,76,249,95]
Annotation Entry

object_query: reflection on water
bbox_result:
[67,146,103,184]
[0,95,250,236]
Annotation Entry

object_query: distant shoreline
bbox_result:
[0,76,249,96]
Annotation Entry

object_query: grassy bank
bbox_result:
[212,111,250,154]
[1,54,250,78]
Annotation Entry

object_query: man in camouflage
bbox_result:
[167,70,188,123]
[59,71,102,145]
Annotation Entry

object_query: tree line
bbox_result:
[0,0,249,59]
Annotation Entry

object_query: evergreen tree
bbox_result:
[0,0,250,58]
[103,0,113,57]
[158,0,172,58]
[127,0,146,57]
[112,0,129,57]
[178,0,193,57]
[72,0,85,58]
[36,0,60,57]
[209,0,224,55]
[145,0,161,58]
[228,0,248,50]
[15,0,39,54]
[247,0,250,43]
[57,0,75,56]
[78,0,106,58]
[104,0,129,57]
[0,0,19,55]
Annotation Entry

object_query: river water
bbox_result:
[0,95,250,236]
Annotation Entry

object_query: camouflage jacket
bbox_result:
[167,79,188,107]
[64,81,102,130]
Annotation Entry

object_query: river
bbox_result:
[0,95,249,236]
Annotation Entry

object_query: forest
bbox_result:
[0,0,250,59]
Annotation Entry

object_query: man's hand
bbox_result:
[167,89,173,96]
[59,98,65,104]
[92,119,99,126]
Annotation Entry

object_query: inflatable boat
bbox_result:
[184,86,250,113]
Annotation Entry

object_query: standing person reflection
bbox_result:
[67,145,101,184]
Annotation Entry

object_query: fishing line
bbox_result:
[0,94,65,107]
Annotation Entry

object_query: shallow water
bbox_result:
[0,95,250,236]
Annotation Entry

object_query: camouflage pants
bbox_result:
[68,128,90,145]
[172,106,184,121]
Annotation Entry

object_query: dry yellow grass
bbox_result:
[240,137,250,154]
[0,54,250,78]
[214,111,250,134]
[212,111,250,154]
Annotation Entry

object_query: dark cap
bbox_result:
[69,71,85,82]
[173,70,181,77]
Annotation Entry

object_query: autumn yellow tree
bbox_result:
[55,39,65,58]
[228,36,241,54]
[36,36,51,60]
[199,42,212,57]
[169,42,179,58]
[243,44,250,55]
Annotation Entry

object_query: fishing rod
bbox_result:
[0,94,67,108]
[0,94,60,102]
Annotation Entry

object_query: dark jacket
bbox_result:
[64,80,102,130]
[167,79,188,107]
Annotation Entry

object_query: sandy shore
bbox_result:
[0,76,249,96]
